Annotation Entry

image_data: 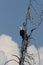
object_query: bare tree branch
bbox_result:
[24,60,31,65]
[4,59,19,65]
[12,54,20,60]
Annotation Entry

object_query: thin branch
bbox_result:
[24,0,32,27]
[24,60,31,65]
[27,53,34,60]
[4,59,19,65]
[12,54,20,60]
[28,10,43,39]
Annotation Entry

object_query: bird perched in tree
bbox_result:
[20,27,28,40]
[20,27,25,39]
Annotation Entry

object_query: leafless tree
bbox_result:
[4,0,43,65]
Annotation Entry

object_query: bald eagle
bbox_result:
[20,27,28,40]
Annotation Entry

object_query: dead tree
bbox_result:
[4,0,43,65]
